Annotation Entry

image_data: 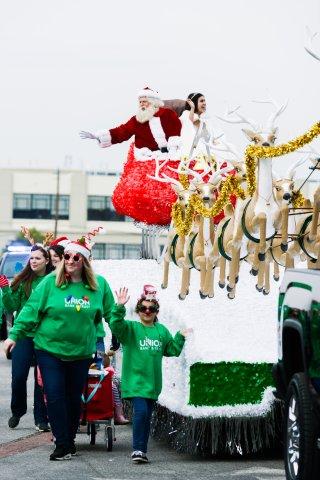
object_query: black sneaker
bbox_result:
[131,450,149,463]
[50,446,72,461]
[35,422,50,432]
[69,442,77,456]
[8,416,20,429]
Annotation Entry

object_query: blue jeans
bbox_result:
[11,337,48,424]
[312,377,320,393]
[132,397,155,453]
[36,350,90,447]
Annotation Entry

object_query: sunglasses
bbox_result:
[138,305,158,314]
[64,253,81,262]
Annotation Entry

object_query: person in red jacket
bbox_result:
[80,87,183,225]
[80,87,182,160]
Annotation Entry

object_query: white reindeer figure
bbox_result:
[216,97,288,298]
[147,159,198,299]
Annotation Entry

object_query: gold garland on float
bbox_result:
[172,175,246,236]
[291,190,305,208]
[245,121,320,197]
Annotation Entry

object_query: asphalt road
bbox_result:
[0,349,286,480]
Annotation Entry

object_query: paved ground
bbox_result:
[0,349,286,480]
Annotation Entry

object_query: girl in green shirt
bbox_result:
[110,285,191,464]
[0,245,52,432]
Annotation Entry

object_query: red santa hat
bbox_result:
[140,284,158,301]
[138,87,164,106]
[49,236,70,248]
[64,238,91,259]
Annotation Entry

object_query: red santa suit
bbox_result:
[96,107,182,225]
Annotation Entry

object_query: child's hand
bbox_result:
[180,328,193,337]
[115,287,130,305]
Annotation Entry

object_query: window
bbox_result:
[13,194,69,220]
[92,243,141,260]
[87,195,125,221]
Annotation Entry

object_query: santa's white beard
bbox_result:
[136,104,158,123]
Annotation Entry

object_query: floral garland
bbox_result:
[245,121,320,196]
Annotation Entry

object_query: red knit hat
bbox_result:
[49,236,70,248]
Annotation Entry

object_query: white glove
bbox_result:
[168,146,180,160]
[79,130,99,141]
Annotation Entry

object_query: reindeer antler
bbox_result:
[207,165,232,185]
[305,27,320,61]
[43,232,54,247]
[147,157,184,188]
[20,226,35,245]
[216,104,259,131]
[252,93,288,130]
[286,154,310,180]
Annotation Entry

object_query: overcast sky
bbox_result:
[0,0,319,177]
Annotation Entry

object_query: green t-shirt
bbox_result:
[9,273,114,360]
[1,275,46,337]
[110,303,185,400]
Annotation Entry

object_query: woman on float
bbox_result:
[3,238,114,461]
[110,284,191,464]
[179,92,214,160]
[0,244,52,432]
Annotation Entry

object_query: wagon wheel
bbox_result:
[89,423,96,445]
[104,425,113,451]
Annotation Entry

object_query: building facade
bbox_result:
[0,167,146,259]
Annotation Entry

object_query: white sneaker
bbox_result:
[131,450,149,463]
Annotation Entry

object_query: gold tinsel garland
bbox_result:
[190,176,246,218]
[172,175,246,235]
[245,121,320,196]
[171,202,195,237]
[291,190,305,208]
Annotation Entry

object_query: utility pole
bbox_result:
[54,168,60,237]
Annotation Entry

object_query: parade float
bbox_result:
[83,83,320,455]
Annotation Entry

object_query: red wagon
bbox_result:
[81,368,115,451]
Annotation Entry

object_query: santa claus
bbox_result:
[80,88,184,225]
[80,87,182,160]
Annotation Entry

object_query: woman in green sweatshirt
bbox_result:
[4,239,114,461]
[0,245,52,431]
[110,285,191,464]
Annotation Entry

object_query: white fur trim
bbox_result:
[138,88,164,106]
[167,136,181,149]
[95,130,112,148]
[65,242,91,259]
[134,146,169,161]
[58,239,70,248]
[149,117,167,149]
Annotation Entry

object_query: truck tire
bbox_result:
[284,372,318,480]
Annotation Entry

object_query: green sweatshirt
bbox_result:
[9,273,114,360]
[1,275,46,337]
[110,303,185,400]
[0,290,3,326]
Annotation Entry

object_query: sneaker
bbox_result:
[8,416,20,429]
[69,442,77,456]
[131,450,149,463]
[35,422,51,432]
[49,446,72,461]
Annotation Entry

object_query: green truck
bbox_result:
[274,268,320,479]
